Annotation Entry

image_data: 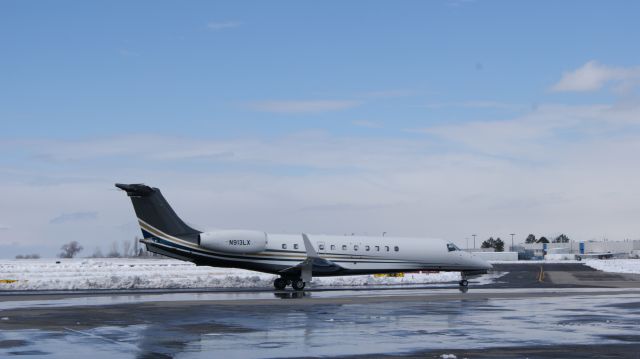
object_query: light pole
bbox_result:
[510,233,515,252]
[466,237,469,250]
[472,234,477,249]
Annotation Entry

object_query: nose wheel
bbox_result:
[459,272,469,287]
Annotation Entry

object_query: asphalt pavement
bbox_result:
[1,262,639,358]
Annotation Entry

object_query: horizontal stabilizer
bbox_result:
[115,183,154,197]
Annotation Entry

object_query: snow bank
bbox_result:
[584,259,640,274]
[0,258,466,291]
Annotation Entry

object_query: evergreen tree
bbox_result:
[481,237,505,252]
[537,236,549,244]
[553,234,570,243]
[525,234,537,244]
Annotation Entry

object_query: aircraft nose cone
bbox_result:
[481,260,493,270]
[469,255,492,271]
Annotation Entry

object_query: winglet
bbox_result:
[302,233,319,258]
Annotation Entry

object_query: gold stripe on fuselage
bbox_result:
[138,219,412,263]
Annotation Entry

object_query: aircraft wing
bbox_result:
[279,234,344,281]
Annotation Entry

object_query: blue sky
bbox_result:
[2,1,640,258]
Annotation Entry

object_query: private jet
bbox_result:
[116,183,492,290]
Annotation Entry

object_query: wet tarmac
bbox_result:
[0,263,639,358]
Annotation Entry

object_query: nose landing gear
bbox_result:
[459,272,469,287]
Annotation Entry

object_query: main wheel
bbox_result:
[274,277,287,290]
[292,279,306,291]
[459,279,469,287]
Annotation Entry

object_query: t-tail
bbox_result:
[115,183,201,244]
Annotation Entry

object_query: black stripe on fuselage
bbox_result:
[138,219,461,274]
[144,235,457,275]
[140,219,422,264]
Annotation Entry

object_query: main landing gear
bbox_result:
[273,277,306,291]
[273,277,287,290]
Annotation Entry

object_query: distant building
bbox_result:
[520,239,640,259]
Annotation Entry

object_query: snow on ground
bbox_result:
[487,258,640,274]
[488,259,582,264]
[0,258,466,291]
[584,259,640,274]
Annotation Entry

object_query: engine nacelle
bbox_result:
[199,230,267,254]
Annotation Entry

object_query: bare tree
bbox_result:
[17,254,40,259]
[122,239,132,258]
[58,241,83,258]
[107,241,121,258]
[133,236,139,257]
[92,246,104,258]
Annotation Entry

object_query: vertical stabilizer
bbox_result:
[115,183,200,243]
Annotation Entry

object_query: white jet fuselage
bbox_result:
[140,219,490,276]
[116,183,491,289]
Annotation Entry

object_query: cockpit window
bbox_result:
[447,243,460,252]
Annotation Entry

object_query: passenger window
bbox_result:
[319,244,325,250]
[385,246,390,252]
[294,244,299,250]
[365,245,370,251]
[342,245,347,250]
[375,246,380,251]
[394,246,399,252]
[354,245,359,251]
[282,244,287,249]
[331,244,336,251]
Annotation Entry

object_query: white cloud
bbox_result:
[352,120,382,128]
[206,21,241,30]
[551,61,640,92]
[4,103,640,256]
[411,103,640,161]
[423,101,523,110]
[50,211,98,224]
[248,100,362,113]
[357,90,414,99]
